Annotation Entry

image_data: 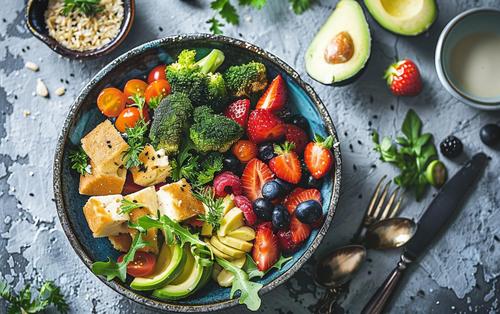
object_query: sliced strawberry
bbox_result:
[252,222,280,271]
[285,124,308,155]
[290,215,311,244]
[247,109,286,144]
[284,188,322,214]
[277,229,300,254]
[283,187,305,206]
[233,195,257,226]
[268,142,302,184]
[256,74,287,112]
[304,134,334,179]
[241,158,274,202]
[224,99,251,128]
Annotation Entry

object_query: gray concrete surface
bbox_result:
[1,0,499,313]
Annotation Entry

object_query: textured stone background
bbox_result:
[1,0,499,313]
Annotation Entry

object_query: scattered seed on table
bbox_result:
[373,115,378,119]
[36,78,49,97]
[344,131,348,137]
[368,120,372,127]
[353,164,357,171]
[55,86,66,96]
[23,110,31,117]
[390,105,395,111]
[158,26,163,31]
[25,61,39,71]
[349,143,353,151]
[357,140,362,145]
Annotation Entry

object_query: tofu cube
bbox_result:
[81,120,129,174]
[130,145,171,187]
[157,179,205,222]
[79,160,126,196]
[83,195,128,238]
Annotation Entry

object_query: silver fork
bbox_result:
[351,175,404,244]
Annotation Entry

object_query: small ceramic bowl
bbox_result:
[435,8,500,110]
[53,34,342,312]
[25,0,135,59]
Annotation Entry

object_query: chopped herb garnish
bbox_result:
[119,198,146,215]
[194,187,224,229]
[60,0,103,16]
[69,147,91,176]
[122,117,149,169]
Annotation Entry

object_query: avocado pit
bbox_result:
[324,31,355,64]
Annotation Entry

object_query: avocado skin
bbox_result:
[310,54,371,87]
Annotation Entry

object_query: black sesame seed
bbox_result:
[29,193,34,197]
[357,140,362,145]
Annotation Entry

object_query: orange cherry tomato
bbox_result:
[96,87,126,117]
[115,107,142,133]
[147,65,167,84]
[145,79,171,106]
[232,140,258,163]
[123,79,148,104]
[117,251,156,277]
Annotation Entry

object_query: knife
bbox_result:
[362,153,489,314]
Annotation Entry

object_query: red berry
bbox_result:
[277,229,300,254]
[247,109,286,144]
[284,188,322,214]
[224,99,251,128]
[285,124,308,154]
[268,142,302,184]
[384,59,422,96]
[304,134,334,180]
[256,74,287,113]
[213,171,242,197]
[252,222,280,271]
[233,195,257,226]
[241,158,274,202]
[290,215,311,244]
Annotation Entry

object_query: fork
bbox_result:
[351,175,404,244]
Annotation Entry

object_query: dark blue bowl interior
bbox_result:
[60,38,334,307]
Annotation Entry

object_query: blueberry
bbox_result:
[262,181,283,200]
[302,175,322,189]
[223,155,242,175]
[286,114,309,131]
[275,178,293,194]
[295,200,322,224]
[258,143,275,162]
[272,205,290,230]
[253,198,274,221]
[480,124,500,146]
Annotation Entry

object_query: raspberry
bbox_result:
[213,171,242,197]
[276,229,300,254]
[233,195,257,226]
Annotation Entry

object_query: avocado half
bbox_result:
[364,0,437,36]
[305,0,371,85]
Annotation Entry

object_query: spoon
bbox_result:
[313,245,366,313]
[363,217,416,250]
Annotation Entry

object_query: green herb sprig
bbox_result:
[69,147,91,176]
[372,109,439,200]
[122,95,149,169]
[194,187,224,229]
[0,278,68,314]
[61,0,103,16]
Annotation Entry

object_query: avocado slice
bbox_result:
[217,207,244,237]
[364,0,437,36]
[152,248,209,300]
[216,256,246,287]
[228,226,256,241]
[130,243,185,291]
[305,0,371,85]
[204,239,233,260]
[210,236,246,258]
[217,235,253,252]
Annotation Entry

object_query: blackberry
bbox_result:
[440,135,463,158]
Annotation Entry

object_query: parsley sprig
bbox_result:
[69,147,91,176]
[119,198,146,215]
[122,96,149,169]
[372,109,439,200]
[0,278,68,314]
[194,187,224,229]
[61,0,103,16]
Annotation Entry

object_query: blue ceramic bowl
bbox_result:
[53,34,342,312]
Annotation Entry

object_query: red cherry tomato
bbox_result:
[147,65,167,84]
[145,79,171,106]
[123,79,148,104]
[115,107,142,133]
[96,87,126,117]
[117,251,156,277]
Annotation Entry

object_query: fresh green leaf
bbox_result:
[123,119,149,169]
[61,0,103,16]
[288,0,313,14]
[119,198,146,215]
[195,187,224,229]
[195,153,223,187]
[211,0,239,25]
[69,147,91,176]
[216,257,263,311]
[414,133,432,155]
[92,233,149,282]
[401,109,422,144]
[243,254,292,279]
[207,17,224,35]
[239,0,267,9]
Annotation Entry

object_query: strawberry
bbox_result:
[241,158,274,202]
[283,187,305,206]
[284,188,322,214]
[247,109,286,144]
[304,134,334,179]
[233,195,257,226]
[384,59,422,96]
[290,215,311,244]
[256,74,287,112]
[277,229,300,254]
[252,222,280,271]
[269,142,302,184]
[285,124,308,155]
[224,99,250,128]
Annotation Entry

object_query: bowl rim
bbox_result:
[435,7,500,111]
[53,34,342,312]
[25,0,135,59]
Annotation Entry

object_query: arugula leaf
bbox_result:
[288,0,313,14]
[243,254,292,279]
[216,257,263,311]
[119,198,146,215]
[207,17,224,35]
[69,147,91,176]
[92,233,149,282]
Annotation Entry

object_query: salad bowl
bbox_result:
[53,34,342,312]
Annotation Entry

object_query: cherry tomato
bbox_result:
[117,251,156,277]
[96,87,126,117]
[123,79,148,104]
[147,65,167,84]
[232,140,258,163]
[145,79,171,106]
[115,107,142,133]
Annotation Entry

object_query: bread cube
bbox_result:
[130,145,171,187]
[79,160,126,196]
[83,194,128,238]
[157,179,205,222]
[81,120,129,174]
[108,233,132,252]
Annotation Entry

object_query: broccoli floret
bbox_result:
[149,92,193,155]
[207,73,228,112]
[189,106,243,153]
[166,49,226,109]
[223,61,268,97]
